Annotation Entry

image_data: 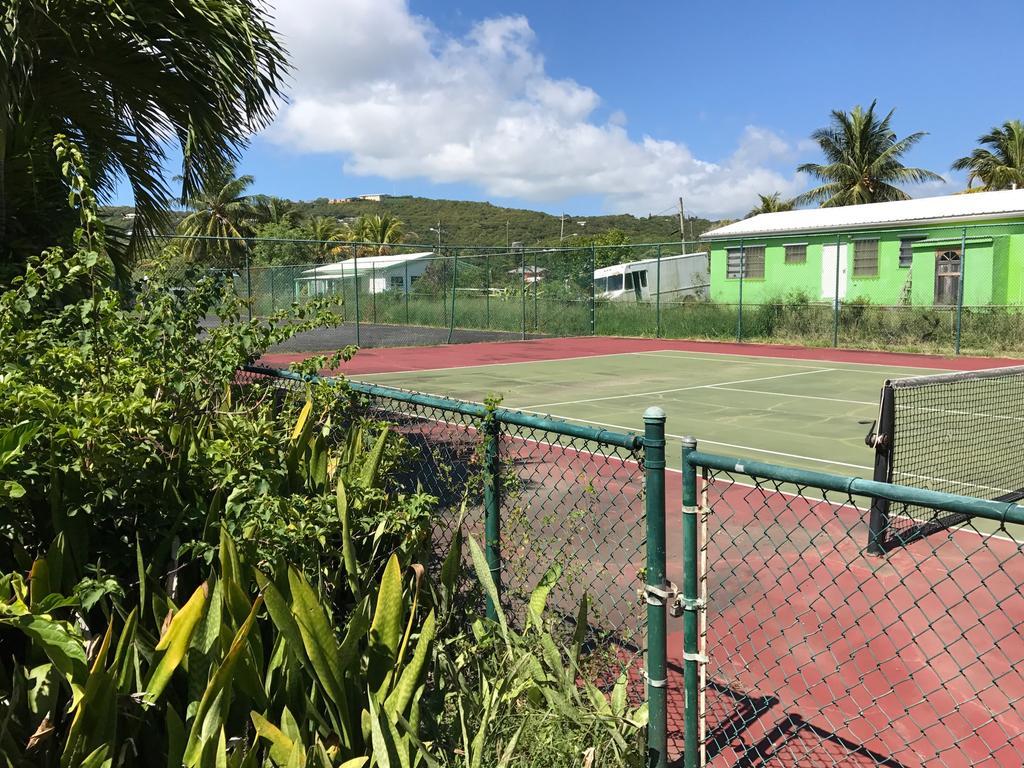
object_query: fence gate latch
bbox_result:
[641,582,678,610]
[672,594,706,618]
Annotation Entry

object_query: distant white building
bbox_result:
[294,252,434,297]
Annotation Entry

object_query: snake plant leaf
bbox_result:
[527,562,562,632]
[360,428,389,488]
[384,609,435,721]
[251,711,295,767]
[466,536,507,640]
[145,582,208,702]
[336,477,359,598]
[367,554,403,694]
[182,596,263,766]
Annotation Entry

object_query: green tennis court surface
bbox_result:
[356,348,944,477]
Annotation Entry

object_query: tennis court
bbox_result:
[260,336,1024,765]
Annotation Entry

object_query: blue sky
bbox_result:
[118,0,1024,219]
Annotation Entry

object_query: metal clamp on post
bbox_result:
[642,581,678,607]
[672,595,706,617]
[682,651,709,664]
[644,672,668,688]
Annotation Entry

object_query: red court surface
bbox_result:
[260,335,1024,376]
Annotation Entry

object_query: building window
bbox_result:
[899,236,926,268]
[725,246,765,279]
[784,244,807,264]
[853,239,879,277]
[389,275,405,289]
[410,275,421,284]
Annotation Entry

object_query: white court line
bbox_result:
[630,352,826,369]
[707,386,876,407]
[631,348,953,374]
[352,349,652,378]
[521,367,834,411]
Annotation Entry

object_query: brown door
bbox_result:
[934,249,961,305]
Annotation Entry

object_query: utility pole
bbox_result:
[506,220,510,251]
[560,213,566,243]
[678,197,687,254]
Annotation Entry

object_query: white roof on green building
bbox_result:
[701,189,1024,240]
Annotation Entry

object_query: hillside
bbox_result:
[102,196,725,247]
[299,196,721,247]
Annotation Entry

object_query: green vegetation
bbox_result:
[746,192,795,217]
[953,119,1024,192]
[1,0,287,274]
[795,101,943,207]
[0,142,647,767]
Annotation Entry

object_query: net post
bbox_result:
[351,244,361,346]
[447,249,458,344]
[483,415,501,621]
[656,244,663,339]
[643,407,668,768]
[737,238,745,342]
[867,382,895,555]
[955,226,967,355]
[833,234,841,347]
[681,436,701,768]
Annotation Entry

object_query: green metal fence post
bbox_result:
[244,244,253,321]
[681,436,700,768]
[483,416,501,621]
[404,257,410,325]
[590,245,597,335]
[371,263,377,324]
[352,245,361,347]
[533,255,539,332]
[485,251,491,328]
[833,234,841,347]
[270,269,276,313]
[656,244,663,339]
[447,250,459,344]
[736,239,745,341]
[521,249,527,340]
[643,407,668,768]
[955,226,967,355]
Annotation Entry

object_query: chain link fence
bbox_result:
[135,221,1024,356]
[678,446,1024,768]
[234,365,679,765]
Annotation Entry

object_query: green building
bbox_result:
[700,190,1024,307]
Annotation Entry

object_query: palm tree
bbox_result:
[1,0,287,271]
[177,170,258,266]
[306,216,349,261]
[747,193,795,217]
[952,120,1024,191]
[251,196,300,227]
[795,101,943,207]
[351,214,406,254]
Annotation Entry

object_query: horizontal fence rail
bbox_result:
[137,221,1024,356]
[681,445,1024,768]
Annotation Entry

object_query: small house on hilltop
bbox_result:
[700,190,1024,307]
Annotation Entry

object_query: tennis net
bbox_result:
[867,365,1024,552]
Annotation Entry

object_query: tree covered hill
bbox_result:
[102,195,724,247]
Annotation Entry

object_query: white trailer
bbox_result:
[594,251,709,301]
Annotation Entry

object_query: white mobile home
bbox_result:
[594,252,709,301]
[294,252,434,297]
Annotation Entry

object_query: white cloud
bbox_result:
[267,0,804,217]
